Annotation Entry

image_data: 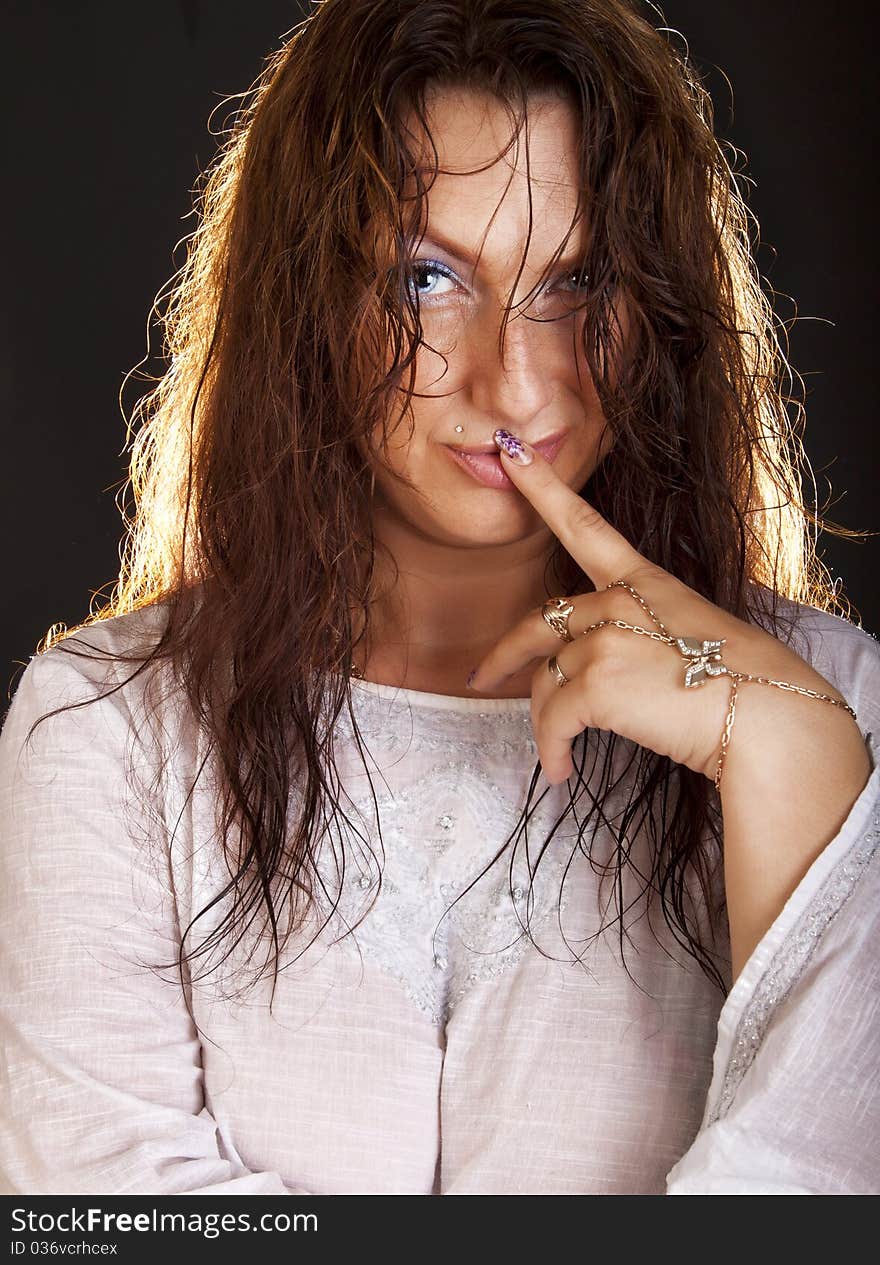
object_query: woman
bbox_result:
[1,0,878,1195]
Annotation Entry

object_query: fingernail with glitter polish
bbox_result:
[493,429,534,465]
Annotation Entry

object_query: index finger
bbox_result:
[493,428,642,588]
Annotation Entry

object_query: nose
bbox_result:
[468,306,556,433]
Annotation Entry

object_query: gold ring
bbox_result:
[547,655,569,687]
[541,596,576,642]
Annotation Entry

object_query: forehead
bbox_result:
[398,85,588,267]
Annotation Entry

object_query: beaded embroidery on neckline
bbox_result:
[348,673,532,714]
[318,684,579,1027]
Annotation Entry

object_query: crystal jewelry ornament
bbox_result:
[675,636,729,688]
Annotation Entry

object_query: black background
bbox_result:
[3,1,877,695]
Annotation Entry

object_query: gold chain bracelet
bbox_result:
[576,581,858,792]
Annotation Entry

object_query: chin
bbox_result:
[432,503,552,549]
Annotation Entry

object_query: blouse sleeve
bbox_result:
[665,614,880,1194]
[0,647,312,1196]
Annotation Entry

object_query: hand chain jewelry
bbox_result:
[544,580,858,792]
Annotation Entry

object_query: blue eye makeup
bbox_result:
[402,257,591,303]
[406,259,459,300]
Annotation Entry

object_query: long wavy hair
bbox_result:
[21,0,851,1008]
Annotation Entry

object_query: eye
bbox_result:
[406,259,459,301]
[559,266,591,291]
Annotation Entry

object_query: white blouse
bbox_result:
[0,598,878,1195]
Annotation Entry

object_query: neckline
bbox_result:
[349,673,532,713]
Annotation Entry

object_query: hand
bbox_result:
[466,429,858,788]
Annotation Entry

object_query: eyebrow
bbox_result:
[413,228,589,272]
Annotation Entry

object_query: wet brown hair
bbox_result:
[20,0,852,1008]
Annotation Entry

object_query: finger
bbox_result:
[492,428,643,589]
[530,652,594,786]
[469,586,608,693]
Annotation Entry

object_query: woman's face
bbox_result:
[368,85,624,553]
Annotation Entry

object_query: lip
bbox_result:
[446,430,567,490]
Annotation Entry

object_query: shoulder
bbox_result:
[748,584,880,735]
[1,603,172,749]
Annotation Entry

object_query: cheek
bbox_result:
[365,413,431,507]
[368,391,417,462]
[602,293,632,392]
[410,321,467,398]
[570,289,631,391]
